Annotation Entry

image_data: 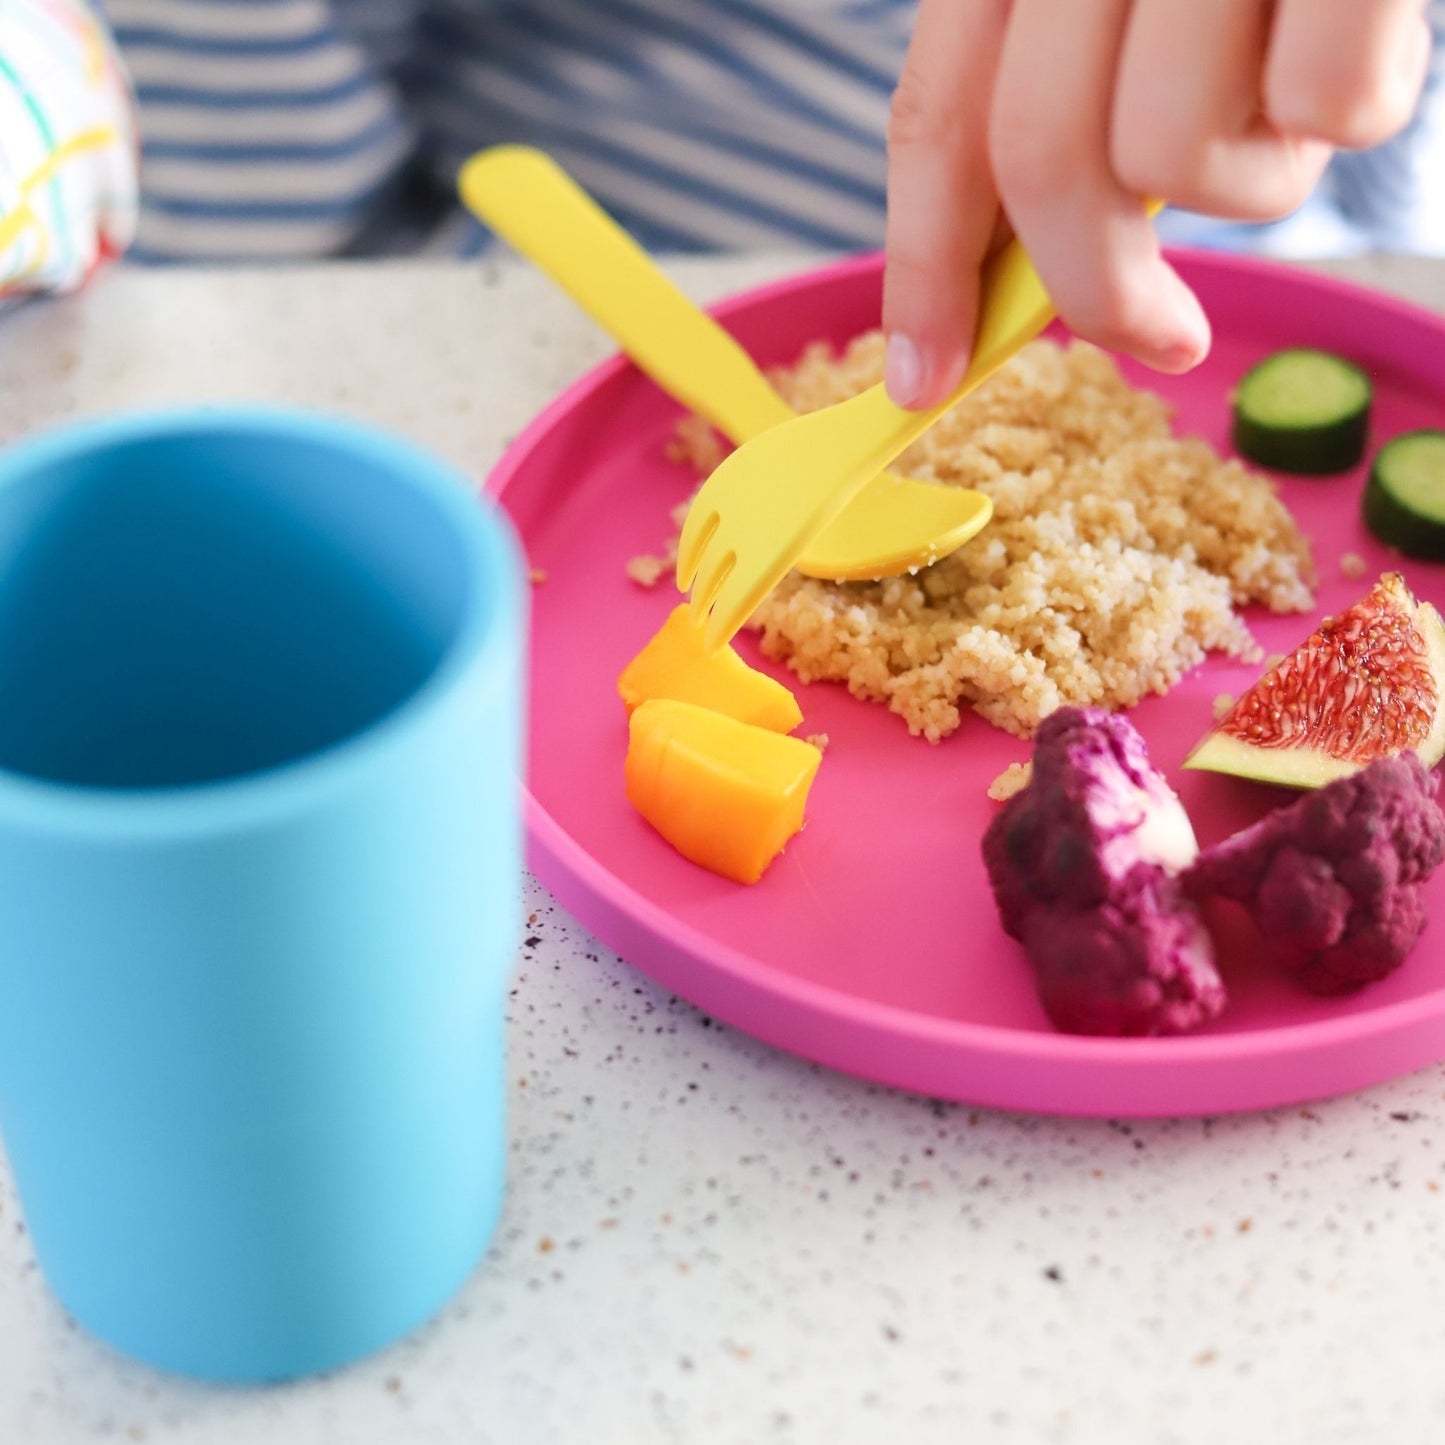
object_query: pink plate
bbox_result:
[491,249,1445,1118]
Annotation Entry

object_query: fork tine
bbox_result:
[675,506,719,592]
[701,557,771,654]
[689,547,736,626]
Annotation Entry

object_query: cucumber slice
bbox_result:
[1363,430,1445,559]
[1232,347,1372,474]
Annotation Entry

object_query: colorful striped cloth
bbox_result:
[0,0,137,300]
[7,0,1445,275]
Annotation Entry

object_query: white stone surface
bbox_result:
[1,255,1444,1445]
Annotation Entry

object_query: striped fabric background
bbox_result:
[86,0,1445,264]
[96,0,417,259]
[97,0,911,260]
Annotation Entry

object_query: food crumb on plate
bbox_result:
[987,760,1032,801]
[1212,693,1236,721]
[1340,551,1368,579]
[665,414,726,473]
[626,555,667,588]
[804,732,830,752]
[626,511,686,590]
[667,334,1315,742]
[529,567,549,585]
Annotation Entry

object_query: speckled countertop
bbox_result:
[2,254,1445,1445]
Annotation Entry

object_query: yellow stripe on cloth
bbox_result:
[0,124,117,256]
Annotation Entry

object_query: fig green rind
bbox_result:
[1184,578,1445,789]
[1184,731,1359,788]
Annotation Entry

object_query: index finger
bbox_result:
[882,0,1010,409]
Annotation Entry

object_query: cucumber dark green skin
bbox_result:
[1363,430,1445,560]
[1234,405,1369,474]
[1231,349,1372,475]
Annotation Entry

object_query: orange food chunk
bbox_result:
[625,699,822,883]
[618,605,802,733]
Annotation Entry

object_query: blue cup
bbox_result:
[0,408,525,1380]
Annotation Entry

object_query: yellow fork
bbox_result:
[457,145,993,582]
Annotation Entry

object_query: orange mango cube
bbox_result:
[618,604,802,733]
[625,698,822,884]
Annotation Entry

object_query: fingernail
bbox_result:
[1155,341,1205,374]
[885,333,924,408]
[1163,315,1211,372]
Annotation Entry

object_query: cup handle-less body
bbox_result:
[0,410,525,1381]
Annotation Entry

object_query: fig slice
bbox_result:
[1185,572,1445,788]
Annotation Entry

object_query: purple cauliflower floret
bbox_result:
[1183,753,1445,994]
[982,707,1226,1037]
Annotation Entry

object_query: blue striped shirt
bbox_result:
[97,0,907,259]
[81,0,1445,263]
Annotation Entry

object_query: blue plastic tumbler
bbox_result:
[0,408,525,1380]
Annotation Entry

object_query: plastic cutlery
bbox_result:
[677,200,1165,652]
[457,145,992,582]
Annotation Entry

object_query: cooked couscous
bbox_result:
[986,760,1033,802]
[661,333,1315,741]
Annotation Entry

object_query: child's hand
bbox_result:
[882,0,1433,408]
[1,0,138,303]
